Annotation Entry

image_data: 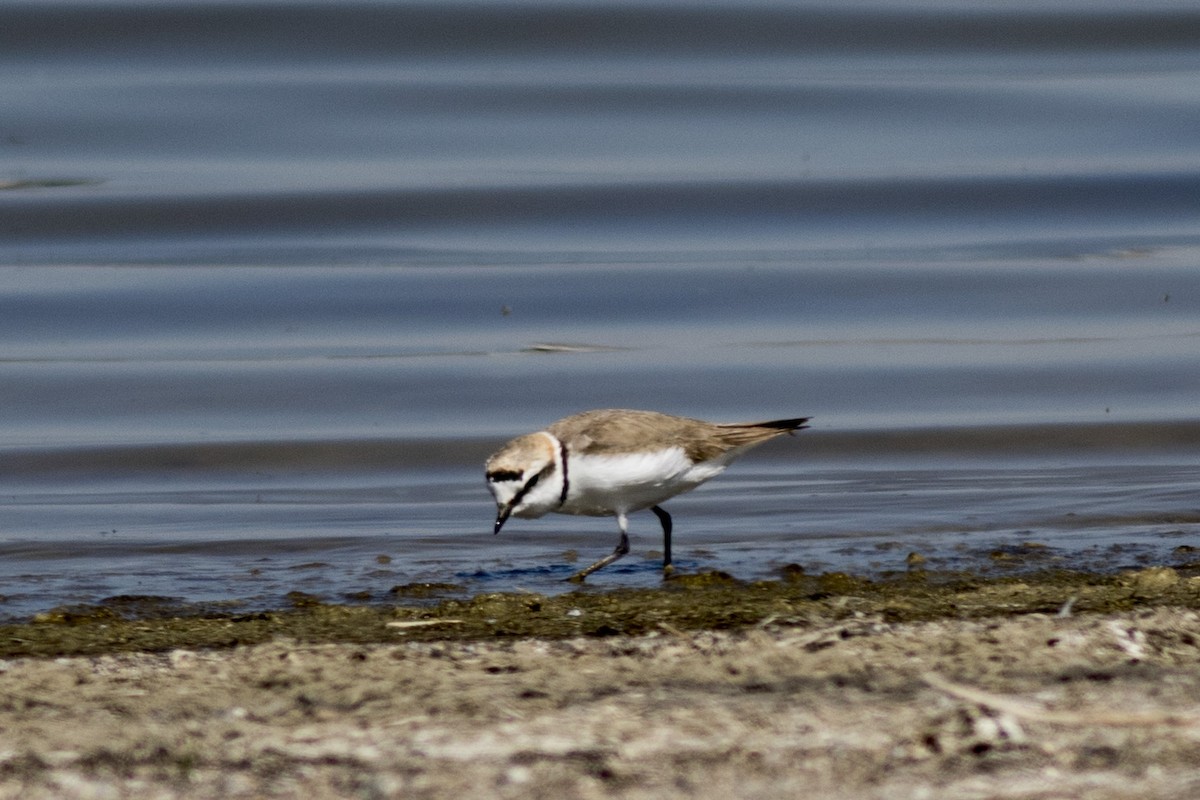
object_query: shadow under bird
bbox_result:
[485,409,810,581]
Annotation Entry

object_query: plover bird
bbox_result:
[486,409,809,581]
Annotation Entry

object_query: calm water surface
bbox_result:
[1,1,1198,619]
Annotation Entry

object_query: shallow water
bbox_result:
[1,1,1198,619]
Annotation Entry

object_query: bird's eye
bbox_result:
[488,469,522,483]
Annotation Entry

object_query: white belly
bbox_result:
[555,446,728,517]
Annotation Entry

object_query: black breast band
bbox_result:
[557,440,570,507]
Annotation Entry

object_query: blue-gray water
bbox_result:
[1,1,1198,620]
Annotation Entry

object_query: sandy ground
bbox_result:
[3,606,1200,799]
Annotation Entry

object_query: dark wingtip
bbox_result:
[759,416,811,434]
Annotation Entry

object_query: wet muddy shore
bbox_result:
[3,567,1200,798]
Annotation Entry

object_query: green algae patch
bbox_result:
[2,567,1199,659]
[662,569,740,588]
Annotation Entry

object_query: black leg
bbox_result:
[650,505,672,570]
[567,531,629,583]
[568,513,632,582]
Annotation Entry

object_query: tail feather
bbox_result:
[707,416,810,452]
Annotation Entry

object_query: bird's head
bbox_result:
[485,432,561,533]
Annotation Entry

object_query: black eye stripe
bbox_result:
[488,469,523,483]
[507,471,540,509]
